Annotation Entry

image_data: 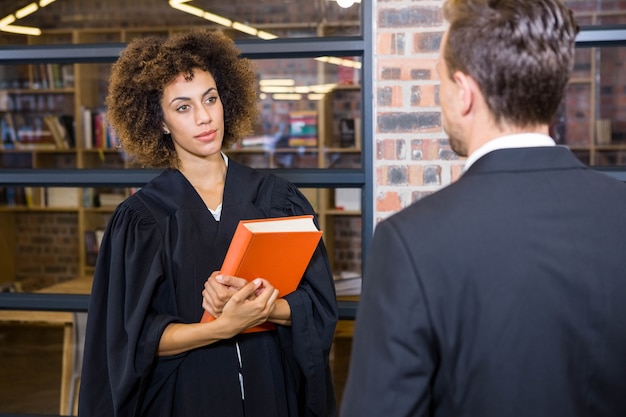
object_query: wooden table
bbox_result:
[0,277,93,416]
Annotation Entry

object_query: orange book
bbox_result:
[201,215,323,333]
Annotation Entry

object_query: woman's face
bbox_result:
[161,68,225,164]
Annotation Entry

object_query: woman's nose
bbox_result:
[196,106,211,124]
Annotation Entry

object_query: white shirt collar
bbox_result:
[463,133,556,172]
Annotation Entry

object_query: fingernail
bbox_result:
[253,278,261,286]
[215,275,223,282]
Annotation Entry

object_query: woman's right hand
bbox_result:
[202,271,248,318]
[219,278,279,331]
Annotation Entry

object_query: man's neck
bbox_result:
[466,122,550,157]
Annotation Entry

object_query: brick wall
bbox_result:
[373,0,464,223]
[372,1,626,220]
[14,212,79,291]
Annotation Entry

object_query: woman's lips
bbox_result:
[195,130,217,141]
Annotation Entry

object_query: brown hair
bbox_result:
[442,0,579,127]
[106,29,259,168]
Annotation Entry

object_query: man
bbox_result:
[340,1,626,416]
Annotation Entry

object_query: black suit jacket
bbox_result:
[341,146,626,417]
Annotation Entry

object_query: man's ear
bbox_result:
[453,71,475,116]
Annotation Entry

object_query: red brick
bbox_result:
[378,58,438,81]
[376,191,403,212]
[377,32,406,55]
[413,32,444,53]
[411,84,438,107]
[377,112,442,133]
[377,85,403,107]
[377,139,403,160]
[408,165,424,186]
[378,6,443,29]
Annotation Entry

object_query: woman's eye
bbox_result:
[205,96,217,104]
[176,104,190,112]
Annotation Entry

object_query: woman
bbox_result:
[78,29,338,417]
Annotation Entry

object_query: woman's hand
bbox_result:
[220,278,278,332]
[202,271,248,318]
[158,278,280,356]
[220,278,279,331]
[202,272,290,329]
[158,277,278,356]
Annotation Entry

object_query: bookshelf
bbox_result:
[0,29,154,287]
[0,28,364,291]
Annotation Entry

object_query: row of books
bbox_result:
[0,186,127,209]
[82,108,119,150]
[0,107,120,151]
[0,186,77,208]
[0,187,30,206]
[1,112,75,150]
[288,111,318,147]
[84,229,105,266]
[237,113,359,149]
[30,63,75,90]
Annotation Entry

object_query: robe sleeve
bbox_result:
[78,197,182,417]
[267,178,339,417]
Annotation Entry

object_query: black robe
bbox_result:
[78,160,338,417]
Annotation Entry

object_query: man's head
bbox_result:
[438,0,579,154]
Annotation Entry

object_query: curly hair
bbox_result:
[442,0,579,128]
[105,29,259,168]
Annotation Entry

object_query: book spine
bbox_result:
[200,222,253,323]
[219,222,254,276]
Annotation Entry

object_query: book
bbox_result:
[1,112,17,148]
[334,271,362,296]
[200,214,323,333]
[81,107,93,149]
[43,115,70,149]
[334,188,361,211]
[84,230,99,266]
[288,111,318,147]
[46,187,80,208]
[98,192,126,207]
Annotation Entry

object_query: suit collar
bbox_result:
[464,133,555,172]
[464,145,587,176]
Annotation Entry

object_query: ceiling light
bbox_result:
[171,1,203,17]
[272,93,302,101]
[260,86,295,93]
[203,11,232,26]
[0,0,57,36]
[308,83,338,93]
[259,79,295,87]
[169,1,358,69]
[232,22,258,37]
[16,3,38,19]
[257,31,278,40]
[1,24,41,35]
[315,56,362,69]
[307,94,324,101]
[336,0,355,8]
[0,15,16,27]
